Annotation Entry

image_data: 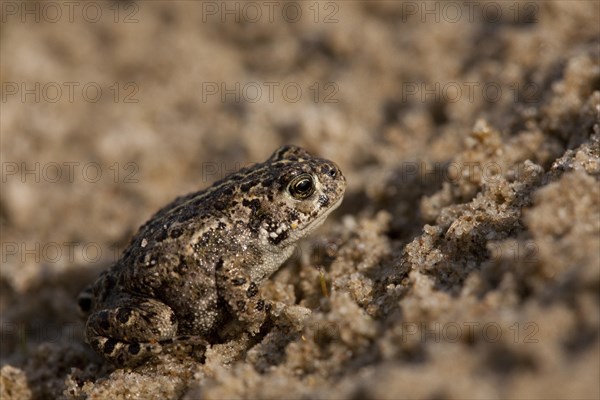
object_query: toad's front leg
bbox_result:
[215,258,272,335]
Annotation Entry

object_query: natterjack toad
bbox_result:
[78,145,346,366]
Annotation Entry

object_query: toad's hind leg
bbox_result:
[88,334,208,367]
[86,295,205,366]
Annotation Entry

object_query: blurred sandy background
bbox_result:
[1,1,599,399]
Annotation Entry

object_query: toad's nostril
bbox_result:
[328,168,337,178]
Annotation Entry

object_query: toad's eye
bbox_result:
[288,174,315,199]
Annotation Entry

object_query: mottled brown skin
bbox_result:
[78,145,346,366]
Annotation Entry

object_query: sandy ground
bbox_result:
[1,1,599,399]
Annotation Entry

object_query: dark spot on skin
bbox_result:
[192,197,206,207]
[265,303,272,313]
[128,343,140,355]
[229,173,245,182]
[116,308,132,324]
[277,171,294,186]
[232,277,247,286]
[214,200,227,211]
[268,229,289,245]
[245,200,267,234]
[91,339,101,350]
[103,275,116,291]
[242,198,261,212]
[241,180,257,192]
[144,311,157,322]
[246,282,259,298]
[256,299,265,311]
[248,219,261,234]
[218,222,227,230]
[216,258,224,270]
[103,338,118,354]
[175,207,199,223]
[318,194,330,208]
[78,297,92,312]
[169,227,184,239]
[193,348,207,363]
[261,177,274,187]
[98,311,110,331]
[174,256,188,275]
[155,227,168,242]
[321,164,338,178]
[237,300,246,312]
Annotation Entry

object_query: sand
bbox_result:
[1,1,599,399]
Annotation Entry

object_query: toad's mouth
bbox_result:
[303,194,344,233]
[278,193,344,247]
